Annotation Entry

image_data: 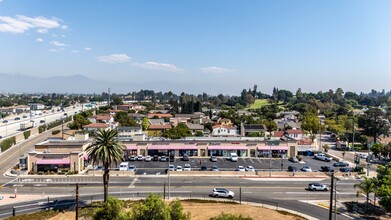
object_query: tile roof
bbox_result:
[148,124,172,130]
[83,123,110,128]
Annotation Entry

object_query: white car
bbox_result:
[168,165,175,172]
[308,182,328,191]
[144,156,152,162]
[245,166,255,172]
[359,153,368,159]
[128,165,136,172]
[236,166,245,172]
[176,166,183,171]
[210,188,234,199]
[137,155,144,161]
[211,165,219,171]
[301,166,312,172]
[184,164,191,171]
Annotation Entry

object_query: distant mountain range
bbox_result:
[0,73,221,94]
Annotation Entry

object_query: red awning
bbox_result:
[257,146,288,150]
[36,158,70,165]
[148,145,198,150]
[208,146,248,150]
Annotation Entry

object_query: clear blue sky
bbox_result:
[1,0,390,95]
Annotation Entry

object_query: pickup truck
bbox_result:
[314,153,333,162]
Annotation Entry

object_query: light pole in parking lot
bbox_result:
[269,144,272,177]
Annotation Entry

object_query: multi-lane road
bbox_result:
[0,105,88,139]
[0,175,359,219]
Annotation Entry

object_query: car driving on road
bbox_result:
[210,188,234,199]
[308,183,328,191]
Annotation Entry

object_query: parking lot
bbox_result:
[115,156,338,175]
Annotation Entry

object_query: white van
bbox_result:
[119,162,129,171]
[230,153,238,162]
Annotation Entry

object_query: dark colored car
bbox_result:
[153,155,159,161]
[2,120,8,123]
[321,166,334,172]
[40,120,45,123]
[14,117,20,120]
[288,166,298,172]
[182,155,189,161]
[169,155,174,162]
[200,166,207,171]
[333,162,349,167]
[340,167,352,172]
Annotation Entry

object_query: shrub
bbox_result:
[23,130,31,140]
[39,125,47,133]
[52,130,61,135]
[93,197,126,220]
[170,199,191,220]
[0,137,15,152]
[210,213,253,220]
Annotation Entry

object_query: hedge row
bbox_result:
[38,116,72,133]
[23,130,31,140]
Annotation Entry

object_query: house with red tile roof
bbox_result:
[147,124,172,137]
[272,129,303,140]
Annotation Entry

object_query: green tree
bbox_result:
[93,196,126,220]
[132,194,170,220]
[377,162,391,212]
[115,112,139,127]
[210,213,252,220]
[112,97,123,105]
[85,129,124,202]
[169,199,191,220]
[163,123,192,139]
[195,131,204,137]
[301,113,320,136]
[358,108,390,144]
[354,176,376,212]
[141,117,149,131]
[68,114,91,130]
[371,143,382,157]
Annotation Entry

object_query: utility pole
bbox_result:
[329,172,334,220]
[76,183,79,220]
[269,144,272,177]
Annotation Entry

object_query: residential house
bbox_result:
[148,118,166,125]
[211,125,238,137]
[27,133,91,174]
[218,118,233,126]
[147,113,173,120]
[88,114,114,124]
[240,124,268,137]
[83,123,110,132]
[272,129,303,140]
[116,104,133,112]
[187,123,205,135]
[147,124,172,137]
[117,126,144,141]
[170,117,189,126]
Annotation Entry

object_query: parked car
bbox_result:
[245,166,255,172]
[308,182,328,191]
[211,165,219,171]
[144,156,152,162]
[230,153,238,162]
[128,165,137,172]
[0,136,2,139]
[176,166,183,171]
[2,120,8,123]
[359,153,368,159]
[128,155,136,161]
[200,166,207,171]
[340,167,353,173]
[160,156,167,162]
[210,156,218,162]
[288,166,298,172]
[314,153,333,162]
[39,120,45,123]
[22,115,27,118]
[301,166,312,172]
[210,188,234,199]
[153,155,159,161]
[289,157,299,163]
[14,117,20,120]
[320,166,334,172]
[168,165,176,171]
[184,164,191,171]
[182,155,189,161]
[137,155,144,161]
[333,162,349,167]
[236,166,245,172]
[169,155,175,162]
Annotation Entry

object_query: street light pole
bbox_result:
[329,172,334,220]
[168,152,171,200]
[269,144,272,177]
[334,179,340,220]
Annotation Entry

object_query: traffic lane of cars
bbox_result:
[124,156,336,174]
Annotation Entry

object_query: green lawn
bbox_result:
[246,99,270,110]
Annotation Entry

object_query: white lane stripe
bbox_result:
[128,178,138,188]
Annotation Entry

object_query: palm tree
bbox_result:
[85,129,124,202]
[354,176,376,212]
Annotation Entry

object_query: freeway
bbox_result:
[0,175,360,219]
[0,105,84,139]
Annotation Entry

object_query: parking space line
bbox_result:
[250,159,255,164]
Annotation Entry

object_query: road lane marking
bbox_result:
[1,178,18,187]
[128,178,138,188]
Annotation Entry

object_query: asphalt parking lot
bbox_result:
[117,156,338,175]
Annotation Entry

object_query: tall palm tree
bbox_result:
[354,176,376,212]
[86,129,124,202]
